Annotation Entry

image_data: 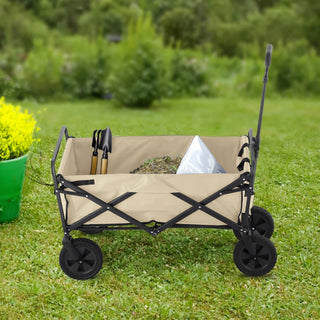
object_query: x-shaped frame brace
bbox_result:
[57,175,151,234]
[151,192,242,236]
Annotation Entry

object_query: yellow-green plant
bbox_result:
[0,97,38,161]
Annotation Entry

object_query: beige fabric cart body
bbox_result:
[57,134,251,229]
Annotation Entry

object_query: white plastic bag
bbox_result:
[176,136,226,174]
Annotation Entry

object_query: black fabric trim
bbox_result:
[237,158,250,171]
[238,143,249,157]
[72,179,95,186]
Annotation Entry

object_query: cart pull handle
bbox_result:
[256,44,273,149]
[250,44,273,188]
[265,44,273,68]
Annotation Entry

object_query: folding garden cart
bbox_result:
[51,45,277,280]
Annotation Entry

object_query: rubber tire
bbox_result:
[59,238,103,280]
[233,235,277,276]
[233,206,274,240]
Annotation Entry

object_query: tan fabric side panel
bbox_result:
[61,136,195,175]
[65,173,241,197]
[109,136,194,174]
[64,173,242,225]
[59,136,246,176]
[58,138,77,175]
[201,136,242,173]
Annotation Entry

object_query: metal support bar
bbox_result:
[201,174,250,205]
[172,193,241,230]
[153,205,199,235]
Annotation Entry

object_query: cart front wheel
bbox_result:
[59,238,103,280]
[233,206,274,240]
[233,235,277,276]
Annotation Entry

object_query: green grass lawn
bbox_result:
[1,97,319,319]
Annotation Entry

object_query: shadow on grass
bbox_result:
[90,228,238,277]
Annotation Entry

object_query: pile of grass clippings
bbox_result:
[130,156,181,174]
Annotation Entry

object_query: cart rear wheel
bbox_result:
[233,206,274,240]
[59,238,103,280]
[233,235,277,276]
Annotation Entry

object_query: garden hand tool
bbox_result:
[99,127,112,174]
[90,129,101,174]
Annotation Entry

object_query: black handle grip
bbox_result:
[265,44,273,67]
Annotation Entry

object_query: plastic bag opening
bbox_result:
[176,136,226,174]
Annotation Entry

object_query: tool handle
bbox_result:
[101,158,108,174]
[90,155,98,175]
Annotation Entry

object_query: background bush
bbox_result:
[273,41,320,96]
[109,14,167,108]
[60,36,110,98]
[168,50,211,97]
[16,40,64,99]
[160,7,200,49]
[0,0,320,103]
[0,0,48,51]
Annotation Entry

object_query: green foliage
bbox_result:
[0,0,320,100]
[168,50,211,97]
[0,0,48,51]
[60,36,110,98]
[78,0,140,38]
[160,7,200,48]
[17,40,64,99]
[254,0,278,12]
[0,97,38,160]
[242,6,303,49]
[211,6,303,57]
[47,0,90,33]
[298,0,320,52]
[234,59,266,97]
[273,41,320,95]
[109,14,166,107]
[0,71,25,100]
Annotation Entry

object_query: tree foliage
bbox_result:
[0,0,320,102]
[109,14,166,107]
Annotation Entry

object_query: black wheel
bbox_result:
[59,238,103,280]
[233,235,277,276]
[233,206,274,240]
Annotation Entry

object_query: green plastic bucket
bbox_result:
[0,153,28,223]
